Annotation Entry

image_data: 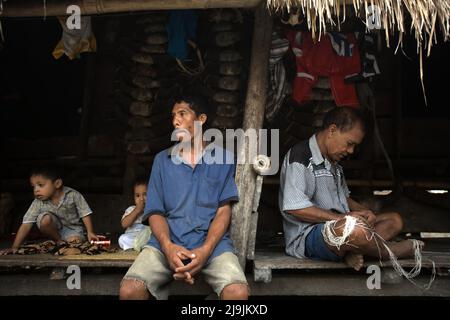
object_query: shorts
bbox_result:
[123,246,248,300]
[36,212,85,242]
[305,223,342,262]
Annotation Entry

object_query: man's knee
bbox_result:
[348,225,371,246]
[389,212,404,232]
[119,279,149,300]
[332,218,369,240]
[221,283,249,300]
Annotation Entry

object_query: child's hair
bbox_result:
[30,167,62,182]
[133,176,148,190]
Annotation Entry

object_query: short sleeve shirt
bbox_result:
[279,135,350,258]
[23,186,92,229]
[142,145,239,261]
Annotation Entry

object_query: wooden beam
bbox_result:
[230,4,272,269]
[1,0,263,17]
[262,177,450,189]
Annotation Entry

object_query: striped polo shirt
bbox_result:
[279,134,350,258]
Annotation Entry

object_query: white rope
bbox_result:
[322,215,358,250]
[378,234,435,290]
[322,215,436,290]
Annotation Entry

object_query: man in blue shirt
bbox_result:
[120,95,248,300]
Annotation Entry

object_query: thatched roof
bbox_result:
[267,0,449,54]
[267,0,450,103]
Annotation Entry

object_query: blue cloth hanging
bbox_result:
[167,10,199,60]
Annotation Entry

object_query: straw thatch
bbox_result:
[267,0,450,102]
[267,0,449,52]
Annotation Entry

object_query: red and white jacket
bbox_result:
[286,30,361,107]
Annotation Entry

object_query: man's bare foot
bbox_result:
[388,239,425,259]
[344,252,364,271]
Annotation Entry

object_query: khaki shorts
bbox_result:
[123,246,248,300]
[36,212,85,242]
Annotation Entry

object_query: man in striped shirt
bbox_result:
[279,107,422,270]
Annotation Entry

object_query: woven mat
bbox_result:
[58,250,139,260]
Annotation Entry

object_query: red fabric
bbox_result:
[286,31,361,107]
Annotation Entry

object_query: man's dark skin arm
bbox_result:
[287,206,342,223]
[174,203,232,281]
[288,202,376,227]
[347,197,369,211]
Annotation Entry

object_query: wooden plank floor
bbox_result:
[254,239,450,271]
[2,273,450,297]
[252,239,450,282]
[2,250,448,269]
[0,245,449,297]
[1,240,450,269]
[254,250,450,270]
[0,250,138,268]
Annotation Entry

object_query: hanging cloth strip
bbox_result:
[167,10,204,75]
[346,32,381,82]
[266,30,290,122]
[52,15,96,60]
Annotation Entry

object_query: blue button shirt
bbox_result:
[142,145,239,261]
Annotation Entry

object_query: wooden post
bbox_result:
[231,5,272,268]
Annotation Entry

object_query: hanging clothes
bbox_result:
[53,16,96,60]
[266,30,290,122]
[167,10,199,60]
[285,30,361,107]
[346,32,381,82]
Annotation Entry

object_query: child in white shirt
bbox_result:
[118,177,151,251]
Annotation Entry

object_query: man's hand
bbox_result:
[173,246,211,282]
[349,210,376,228]
[0,248,18,255]
[161,242,196,284]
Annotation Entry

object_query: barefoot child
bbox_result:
[0,167,102,255]
[118,177,151,251]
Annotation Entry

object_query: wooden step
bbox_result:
[253,250,450,283]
